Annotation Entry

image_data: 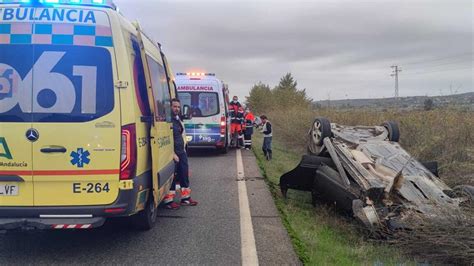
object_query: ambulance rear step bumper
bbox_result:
[0,217,105,230]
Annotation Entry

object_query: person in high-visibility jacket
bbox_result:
[243,107,255,150]
[228,96,241,117]
[236,106,245,148]
[260,115,273,160]
[229,96,243,147]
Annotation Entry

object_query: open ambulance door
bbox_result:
[135,25,175,207]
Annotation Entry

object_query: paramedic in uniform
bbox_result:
[163,98,198,209]
[243,107,255,149]
[236,106,245,148]
[229,96,243,148]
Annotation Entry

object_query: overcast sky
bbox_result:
[114,0,473,101]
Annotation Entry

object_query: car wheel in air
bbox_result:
[308,117,332,155]
[382,121,400,142]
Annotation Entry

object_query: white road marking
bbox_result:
[237,149,259,266]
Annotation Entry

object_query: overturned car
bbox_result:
[280,118,472,233]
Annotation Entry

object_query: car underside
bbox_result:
[280,118,472,234]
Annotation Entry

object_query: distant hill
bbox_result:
[314,92,474,110]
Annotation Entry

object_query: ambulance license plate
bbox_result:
[0,183,19,196]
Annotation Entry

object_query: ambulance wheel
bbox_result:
[220,144,229,154]
[132,194,157,231]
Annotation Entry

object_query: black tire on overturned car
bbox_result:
[382,121,400,142]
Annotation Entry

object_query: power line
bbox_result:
[401,52,473,66]
[404,65,473,75]
[405,58,473,70]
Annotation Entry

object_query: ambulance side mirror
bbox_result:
[182,105,191,120]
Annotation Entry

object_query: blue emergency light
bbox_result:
[0,0,116,9]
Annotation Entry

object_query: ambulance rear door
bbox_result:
[177,80,222,146]
[25,6,121,206]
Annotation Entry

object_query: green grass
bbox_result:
[252,134,408,265]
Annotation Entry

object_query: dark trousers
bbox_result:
[244,134,252,148]
[171,152,189,190]
[262,137,272,155]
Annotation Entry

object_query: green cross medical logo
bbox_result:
[0,137,13,160]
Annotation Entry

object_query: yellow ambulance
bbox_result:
[0,0,177,230]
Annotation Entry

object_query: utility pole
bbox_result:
[391,65,402,100]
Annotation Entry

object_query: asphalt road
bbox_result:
[0,149,299,265]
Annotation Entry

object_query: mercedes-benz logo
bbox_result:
[26,129,39,142]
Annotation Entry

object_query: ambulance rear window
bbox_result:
[0,45,114,123]
[178,92,219,117]
[0,7,115,123]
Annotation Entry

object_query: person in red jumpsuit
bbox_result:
[229,96,243,147]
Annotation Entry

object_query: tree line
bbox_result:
[246,73,312,114]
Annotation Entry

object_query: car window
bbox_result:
[179,92,192,110]
[130,36,151,116]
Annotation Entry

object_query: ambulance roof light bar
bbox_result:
[176,72,216,77]
[0,0,117,9]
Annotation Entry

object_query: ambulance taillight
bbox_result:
[120,124,137,180]
[220,116,226,137]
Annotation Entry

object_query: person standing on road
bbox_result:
[260,115,273,160]
[243,107,255,150]
[163,98,198,210]
[236,106,245,148]
[229,96,243,147]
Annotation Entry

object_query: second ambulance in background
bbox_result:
[176,73,231,153]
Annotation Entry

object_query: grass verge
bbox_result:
[252,134,409,265]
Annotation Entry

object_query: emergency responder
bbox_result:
[260,115,273,160]
[163,98,198,209]
[229,96,243,148]
[243,107,255,150]
[237,106,245,148]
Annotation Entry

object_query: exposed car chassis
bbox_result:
[280,118,469,233]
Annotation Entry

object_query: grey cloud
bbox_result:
[114,0,473,101]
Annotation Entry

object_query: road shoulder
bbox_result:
[240,149,301,265]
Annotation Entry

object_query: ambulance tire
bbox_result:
[132,194,157,231]
[220,140,229,154]
[220,146,229,154]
